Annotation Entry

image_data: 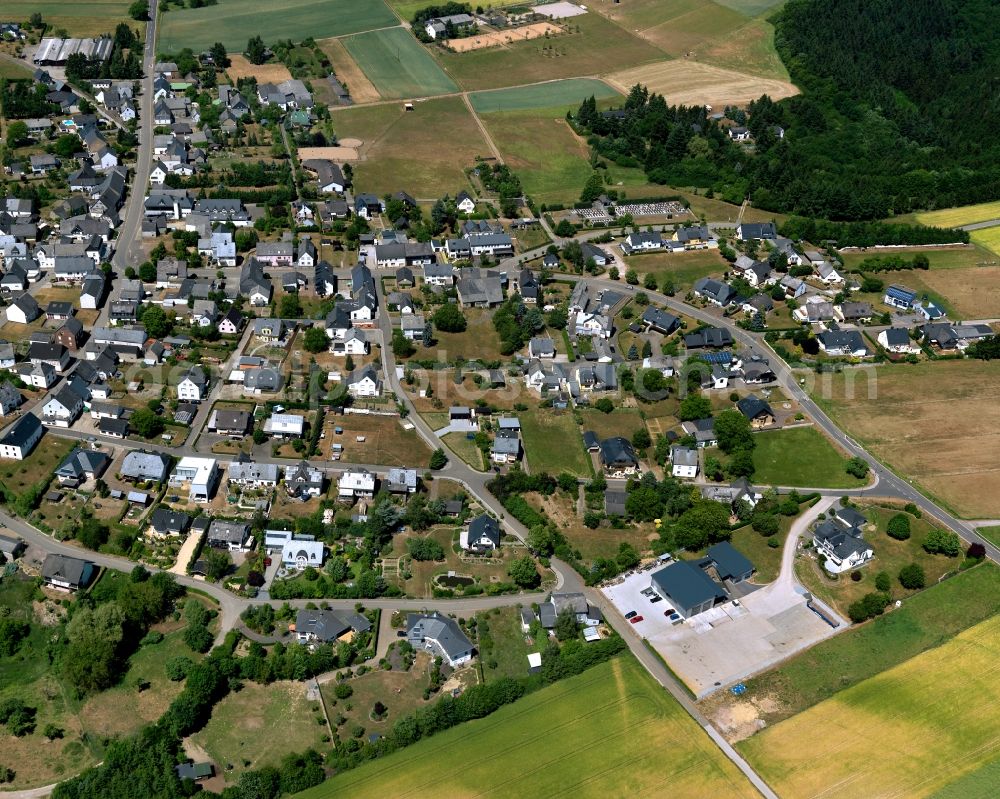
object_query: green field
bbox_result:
[627,249,728,291]
[520,409,591,477]
[969,225,1000,258]
[469,78,621,114]
[158,0,398,53]
[4,0,136,37]
[914,199,1000,228]
[432,13,664,92]
[739,607,1000,799]
[750,426,867,489]
[480,106,593,204]
[737,563,1000,726]
[342,27,457,99]
[331,97,487,196]
[978,526,1000,547]
[296,656,760,799]
[932,758,1000,799]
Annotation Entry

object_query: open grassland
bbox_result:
[915,200,1000,228]
[607,59,797,109]
[627,248,727,291]
[709,564,1000,731]
[0,58,34,80]
[190,681,327,782]
[968,225,1000,259]
[578,408,646,441]
[332,97,486,196]
[343,27,457,99]
[158,0,397,53]
[739,606,1000,799]
[750,426,867,489]
[323,413,432,467]
[432,13,664,92]
[5,0,136,38]
[317,38,381,103]
[520,409,591,477]
[0,436,75,499]
[480,107,592,204]
[224,53,292,83]
[469,78,620,113]
[811,361,1000,518]
[442,431,485,470]
[696,17,789,81]
[296,656,760,799]
[978,526,1000,547]
[430,307,506,362]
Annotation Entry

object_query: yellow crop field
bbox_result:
[916,200,1000,228]
[739,614,1000,799]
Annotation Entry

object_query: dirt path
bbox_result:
[462,93,504,163]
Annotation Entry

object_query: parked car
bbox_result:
[649,595,662,603]
[669,613,682,624]
[624,610,637,620]
[629,615,643,624]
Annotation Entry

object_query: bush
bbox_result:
[165,656,194,681]
[922,529,961,557]
[898,563,926,589]
[850,570,862,582]
[751,512,780,536]
[334,683,353,699]
[845,457,869,479]
[407,537,445,562]
[847,591,891,623]
[183,623,214,653]
[967,542,987,560]
[874,571,891,592]
[886,514,911,540]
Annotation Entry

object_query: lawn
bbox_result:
[431,13,665,92]
[430,307,506,362]
[0,58,33,80]
[331,97,487,197]
[738,605,1000,799]
[915,200,1000,228]
[0,436,75,500]
[750,426,867,489]
[189,681,327,781]
[578,408,646,442]
[520,409,591,477]
[323,413,432,468]
[810,360,1000,518]
[5,0,139,37]
[342,27,457,99]
[479,106,593,204]
[723,563,1000,729]
[970,225,1000,258]
[476,606,538,683]
[296,656,760,799]
[468,78,621,114]
[441,431,484,470]
[158,0,397,53]
[795,503,962,617]
[626,248,728,291]
[978,526,1000,547]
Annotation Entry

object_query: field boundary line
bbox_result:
[462,93,504,163]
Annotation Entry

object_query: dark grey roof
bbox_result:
[834,506,867,530]
[1,413,41,449]
[650,561,727,612]
[604,490,627,516]
[295,608,370,642]
[599,436,638,468]
[882,327,911,347]
[736,396,772,420]
[406,612,473,660]
[706,541,754,581]
[149,507,191,533]
[55,447,109,480]
[642,306,680,332]
[41,553,93,587]
[469,514,500,547]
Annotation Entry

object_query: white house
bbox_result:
[177,366,207,401]
[338,469,376,501]
[878,327,920,354]
[41,385,84,427]
[169,457,220,502]
[263,413,305,438]
[813,515,873,574]
[0,413,43,460]
[281,539,324,570]
[456,191,476,214]
[670,446,699,479]
[346,366,380,398]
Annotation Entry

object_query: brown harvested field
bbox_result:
[606,60,797,109]
[225,53,293,83]
[407,371,526,414]
[446,22,563,52]
[813,360,1000,519]
[323,412,433,467]
[317,37,381,103]
[297,144,361,161]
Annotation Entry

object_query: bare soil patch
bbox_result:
[297,145,361,161]
[446,22,563,52]
[318,38,381,104]
[606,60,797,109]
[226,54,293,83]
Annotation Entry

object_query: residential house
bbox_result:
[284,461,325,498]
[456,191,476,214]
[209,409,250,436]
[693,278,736,307]
[491,429,521,464]
[0,383,22,416]
[641,307,680,335]
[456,268,503,307]
[539,593,603,629]
[228,460,279,489]
[177,366,207,401]
[206,520,250,551]
[813,509,873,574]
[528,337,556,359]
[736,222,777,241]
[169,457,220,501]
[338,469,376,501]
[817,330,868,358]
[0,413,43,460]
[406,612,475,667]
[683,328,732,349]
[54,448,109,486]
[670,446,699,478]
[736,396,774,428]
[878,327,920,354]
[120,450,171,483]
[282,539,324,570]
[884,285,918,310]
[41,384,84,427]
[386,467,418,495]
[41,553,95,591]
[294,608,370,643]
[599,436,640,477]
[263,412,305,438]
[574,311,612,339]
[7,294,40,324]
[837,301,874,324]
[346,366,381,398]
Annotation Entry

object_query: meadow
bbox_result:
[749,426,867,489]
[480,106,593,204]
[295,656,760,799]
[317,38,381,103]
[739,606,1000,799]
[914,199,1000,228]
[342,27,457,99]
[969,225,1000,258]
[5,0,136,38]
[158,0,397,54]
[811,360,1000,518]
[431,13,664,92]
[469,78,620,114]
[331,97,487,196]
[625,248,727,292]
[520,408,591,477]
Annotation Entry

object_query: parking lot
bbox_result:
[602,565,841,698]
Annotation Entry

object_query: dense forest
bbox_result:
[573,0,1000,220]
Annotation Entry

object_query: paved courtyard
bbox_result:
[602,565,842,698]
